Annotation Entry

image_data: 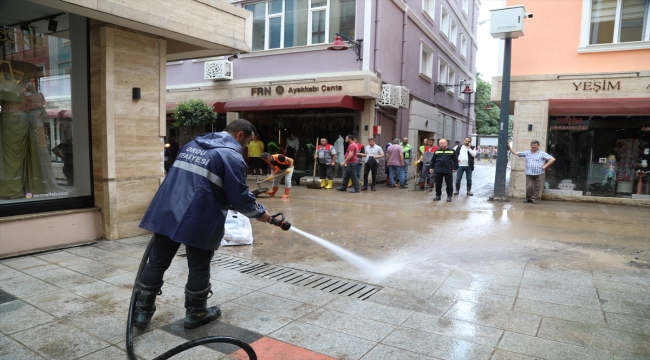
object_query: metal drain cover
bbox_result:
[130,240,381,300]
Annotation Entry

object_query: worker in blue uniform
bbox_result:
[135,119,272,329]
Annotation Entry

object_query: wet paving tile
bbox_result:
[434,284,516,309]
[96,255,142,272]
[403,311,504,347]
[160,318,263,354]
[490,349,541,360]
[156,284,186,306]
[381,327,494,360]
[29,267,96,289]
[594,279,650,296]
[601,299,650,319]
[0,335,45,359]
[34,250,85,264]
[102,272,138,289]
[23,288,99,317]
[93,241,145,258]
[66,246,124,261]
[62,303,149,344]
[115,328,222,359]
[373,275,446,296]
[592,268,650,287]
[441,277,520,297]
[0,256,59,274]
[0,264,22,281]
[519,277,599,299]
[69,280,133,304]
[64,261,129,280]
[605,313,650,337]
[76,346,127,360]
[270,321,376,360]
[299,308,397,342]
[0,275,59,298]
[599,289,650,306]
[231,291,318,319]
[12,320,110,360]
[517,287,602,310]
[446,271,522,287]
[324,296,414,325]
[0,288,17,305]
[514,298,606,325]
[359,344,439,360]
[497,331,613,360]
[522,269,594,287]
[367,287,456,316]
[0,300,55,334]
[590,326,650,360]
[537,317,595,347]
[260,281,340,306]
[445,300,541,335]
[208,280,256,304]
[216,302,293,335]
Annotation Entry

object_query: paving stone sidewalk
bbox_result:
[1,233,649,359]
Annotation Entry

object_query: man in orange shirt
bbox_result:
[261,153,294,199]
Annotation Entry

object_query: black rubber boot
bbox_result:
[184,284,221,329]
[447,194,452,202]
[453,183,460,195]
[433,196,441,201]
[467,184,473,196]
[133,280,163,328]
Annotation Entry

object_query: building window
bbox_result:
[423,0,435,18]
[246,0,356,51]
[0,13,92,214]
[420,42,434,79]
[580,0,650,51]
[450,19,458,47]
[460,34,468,58]
[462,0,470,16]
[447,67,456,95]
[458,78,465,99]
[438,58,448,84]
[441,6,450,37]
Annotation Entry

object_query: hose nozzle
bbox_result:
[270,212,291,231]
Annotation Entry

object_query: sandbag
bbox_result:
[220,210,254,246]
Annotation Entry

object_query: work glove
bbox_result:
[285,169,291,174]
[266,176,274,181]
[415,161,420,166]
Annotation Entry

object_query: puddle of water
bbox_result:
[289,226,416,279]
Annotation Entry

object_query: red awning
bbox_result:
[224,95,365,112]
[166,101,227,113]
[548,98,650,116]
[46,109,72,118]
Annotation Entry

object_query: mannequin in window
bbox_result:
[285,134,299,158]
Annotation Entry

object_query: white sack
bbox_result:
[221,210,254,246]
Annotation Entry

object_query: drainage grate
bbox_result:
[130,240,381,300]
[210,253,382,300]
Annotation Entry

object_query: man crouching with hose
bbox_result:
[136,119,272,330]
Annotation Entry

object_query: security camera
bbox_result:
[526,13,533,18]
[227,54,239,61]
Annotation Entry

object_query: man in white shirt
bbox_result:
[454,137,477,196]
[360,138,384,191]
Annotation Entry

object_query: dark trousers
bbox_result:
[340,163,360,191]
[435,172,453,197]
[140,233,214,292]
[318,163,334,180]
[363,159,378,188]
[526,174,542,200]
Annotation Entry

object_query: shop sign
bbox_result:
[550,116,588,130]
[251,84,343,96]
[572,81,620,93]
[0,27,45,48]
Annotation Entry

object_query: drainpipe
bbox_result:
[373,0,382,142]
[399,2,408,137]
[363,0,371,71]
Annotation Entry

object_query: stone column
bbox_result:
[90,22,166,240]
[226,112,240,124]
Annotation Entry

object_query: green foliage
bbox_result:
[172,99,217,129]
[474,73,502,135]
[267,141,280,154]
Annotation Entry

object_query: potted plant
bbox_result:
[267,141,280,154]
[173,99,217,145]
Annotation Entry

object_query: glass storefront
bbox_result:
[545,115,650,198]
[0,2,91,216]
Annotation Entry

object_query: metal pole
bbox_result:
[492,37,511,200]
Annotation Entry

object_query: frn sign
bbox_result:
[572,81,620,93]
[251,85,343,96]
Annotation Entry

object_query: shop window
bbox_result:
[450,19,458,47]
[460,34,468,58]
[545,116,650,198]
[420,42,434,79]
[246,0,355,51]
[0,12,92,215]
[580,0,650,51]
[441,6,450,38]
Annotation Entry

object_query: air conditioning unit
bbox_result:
[396,86,410,109]
[376,84,400,109]
[204,60,233,81]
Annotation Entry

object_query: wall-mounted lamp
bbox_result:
[364,125,368,131]
[48,18,58,32]
[528,124,533,131]
[327,33,363,61]
[132,87,141,100]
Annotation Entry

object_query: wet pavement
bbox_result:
[1,162,649,359]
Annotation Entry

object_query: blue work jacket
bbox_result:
[140,132,266,250]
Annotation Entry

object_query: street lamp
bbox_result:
[327,33,363,61]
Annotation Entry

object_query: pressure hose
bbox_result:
[125,213,290,359]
